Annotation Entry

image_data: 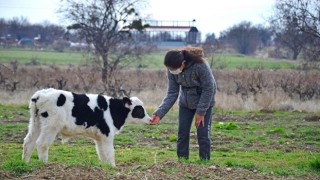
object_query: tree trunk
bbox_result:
[101,54,108,83]
[102,66,108,83]
[292,50,300,60]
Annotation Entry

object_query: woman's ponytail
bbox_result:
[180,47,206,63]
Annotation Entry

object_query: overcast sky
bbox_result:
[0,0,276,38]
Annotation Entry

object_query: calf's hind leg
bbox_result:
[22,120,41,162]
[36,127,60,163]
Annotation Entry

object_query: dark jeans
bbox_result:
[177,105,213,160]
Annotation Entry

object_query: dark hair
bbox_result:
[164,47,206,69]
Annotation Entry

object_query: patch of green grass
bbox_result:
[0,143,41,176]
[0,49,88,65]
[0,104,29,121]
[267,127,287,135]
[1,141,319,177]
[0,123,27,143]
[310,157,320,172]
[213,151,319,176]
[168,134,177,142]
[0,105,319,178]
[2,160,43,176]
[225,159,256,169]
[0,49,298,69]
[214,122,240,130]
[115,136,136,145]
[209,54,298,69]
[128,53,164,68]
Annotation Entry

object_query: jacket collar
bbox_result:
[183,61,195,71]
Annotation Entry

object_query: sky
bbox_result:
[0,0,276,39]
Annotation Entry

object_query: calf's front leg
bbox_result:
[95,138,115,167]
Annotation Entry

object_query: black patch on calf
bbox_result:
[41,112,48,118]
[97,95,108,111]
[109,98,130,130]
[31,96,39,103]
[71,93,110,136]
[122,97,132,106]
[131,105,145,119]
[57,94,66,107]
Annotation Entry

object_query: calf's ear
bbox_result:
[122,97,132,107]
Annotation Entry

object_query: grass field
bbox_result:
[0,49,88,65]
[0,104,319,179]
[209,54,297,69]
[0,49,318,179]
[0,49,298,69]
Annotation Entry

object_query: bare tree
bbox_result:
[272,19,311,60]
[202,33,218,57]
[0,18,6,35]
[219,21,267,55]
[59,0,148,89]
[270,0,320,61]
[7,17,33,41]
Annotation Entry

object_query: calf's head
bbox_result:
[123,97,151,124]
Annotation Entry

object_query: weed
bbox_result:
[267,127,287,135]
[168,134,177,142]
[310,158,320,172]
[214,122,240,130]
[225,160,256,169]
[2,160,41,176]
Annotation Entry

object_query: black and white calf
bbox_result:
[22,88,151,166]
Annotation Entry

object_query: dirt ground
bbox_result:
[1,161,318,180]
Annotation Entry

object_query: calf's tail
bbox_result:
[22,94,41,162]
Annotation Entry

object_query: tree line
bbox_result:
[204,0,320,63]
[0,17,65,47]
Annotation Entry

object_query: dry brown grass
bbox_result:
[215,91,320,112]
[1,63,320,112]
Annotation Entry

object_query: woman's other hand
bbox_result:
[195,114,205,128]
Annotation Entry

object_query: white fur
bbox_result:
[22,88,151,167]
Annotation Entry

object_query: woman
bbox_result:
[150,47,217,161]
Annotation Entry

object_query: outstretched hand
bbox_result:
[195,114,205,128]
[150,115,160,125]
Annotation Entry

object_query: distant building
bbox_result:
[124,20,201,48]
[18,38,34,46]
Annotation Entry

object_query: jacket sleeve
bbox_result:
[153,71,180,119]
[196,62,216,115]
